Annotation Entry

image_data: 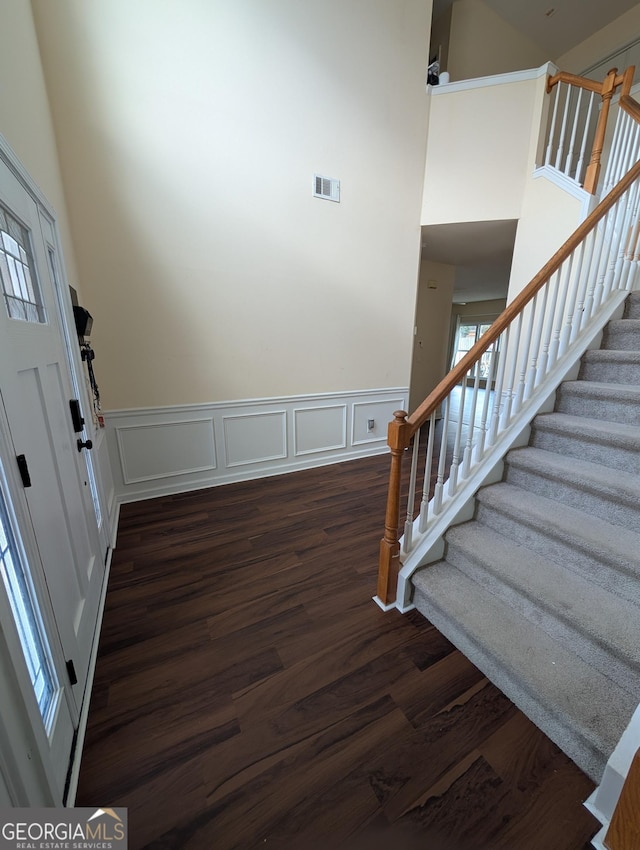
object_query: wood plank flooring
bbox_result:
[76,452,599,849]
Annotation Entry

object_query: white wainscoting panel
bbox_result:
[293,405,347,456]
[117,418,216,483]
[223,411,287,467]
[352,397,406,445]
[104,388,407,503]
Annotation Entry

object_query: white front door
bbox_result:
[0,155,105,794]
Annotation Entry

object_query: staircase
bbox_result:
[412,292,640,782]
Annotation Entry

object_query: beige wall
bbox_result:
[447,0,548,81]
[557,4,640,73]
[507,174,583,299]
[31,0,432,411]
[422,75,542,225]
[430,4,453,72]
[409,260,455,411]
[0,0,79,294]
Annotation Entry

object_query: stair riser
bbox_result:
[578,361,640,384]
[445,539,640,694]
[504,462,640,532]
[531,426,640,476]
[602,326,640,351]
[474,501,640,604]
[555,389,640,426]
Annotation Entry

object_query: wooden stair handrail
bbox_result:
[546,70,605,95]
[547,68,633,96]
[621,94,640,124]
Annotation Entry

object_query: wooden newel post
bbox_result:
[584,67,618,194]
[377,410,410,606]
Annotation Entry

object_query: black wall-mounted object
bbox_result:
[73,305,93,338]
[16,455,31,488]
[69,399,85,433]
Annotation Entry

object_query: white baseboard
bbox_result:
[104,388,408,504]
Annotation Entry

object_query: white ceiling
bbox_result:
[421,220,517,302]
[482,0,640,59]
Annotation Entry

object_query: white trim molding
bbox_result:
[431,62,556,96]
[586,703,640,849]
[533,164,594,220]
[105,388,408,503]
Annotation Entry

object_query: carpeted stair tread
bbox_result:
[412,561,637,780]
[444,521,640,691]
[532,411,640,442]
[475,482,640,597]
[579,348,640,383]
[504,445,640,530]
[531,412,640,473]
[556,380,640,424]
[602,319,640,350]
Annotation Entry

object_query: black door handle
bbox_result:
[77,439,93,452]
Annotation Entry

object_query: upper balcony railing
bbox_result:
[543,66,634,193]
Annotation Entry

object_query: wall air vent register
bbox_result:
[313,174,340,202]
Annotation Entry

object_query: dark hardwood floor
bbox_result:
[76,452,599,849]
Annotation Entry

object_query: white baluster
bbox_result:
[448,377,467,496]
[462,365,481,480]
[610,179,640,295]
[433,397,450,515]
[601,183,639,302]
[514,298,536,411]
[549,253,574,367]
[603,108,624,194]
[555,84,571,171]
[583,207,615,323]
[402,426,421,554]
[564,87,582,178]
[560,240,586,354]
[418,412,436,533]
[474,346,498,463]
[488,326,509,446]
[538,270,561,380]
[571,229,596,343]
[618,181,640,291]
[500,313,522,428]
[576,91,596,187]
[527,287,548,393]
[545,82,561,167]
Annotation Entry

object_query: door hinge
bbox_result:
[16,455,31,488]
[66,659,78,686]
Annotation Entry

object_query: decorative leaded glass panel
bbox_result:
[0,205,45,323]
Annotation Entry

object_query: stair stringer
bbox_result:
[395,288,628,611]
